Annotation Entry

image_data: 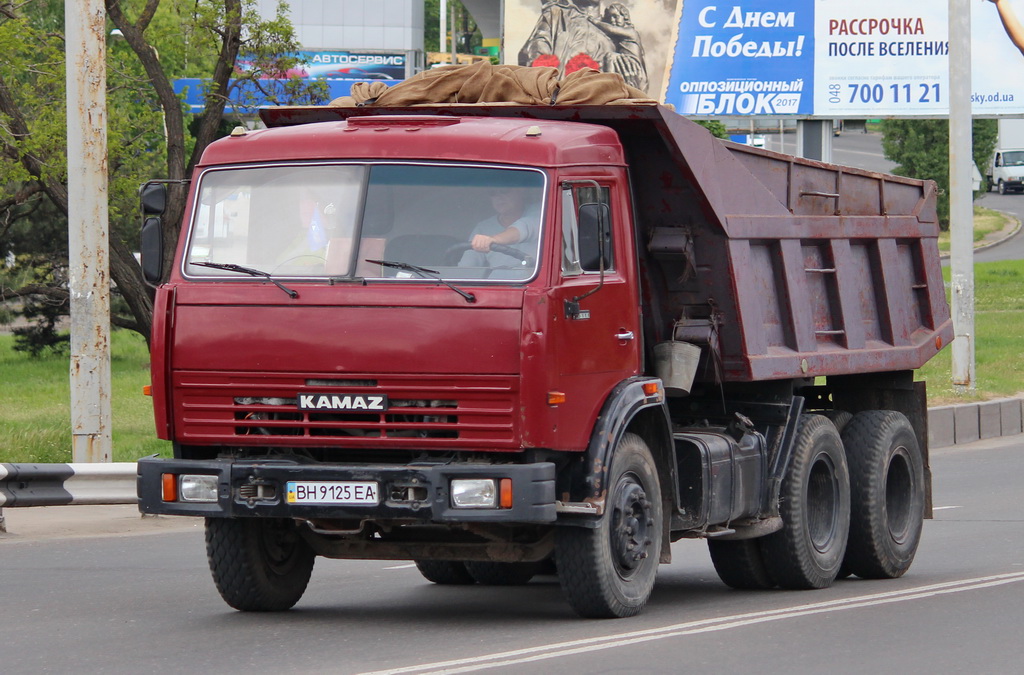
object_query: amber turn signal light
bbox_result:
[161,473,177,502]
[547,391,566,405]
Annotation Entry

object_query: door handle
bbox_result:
[615,331,635,341]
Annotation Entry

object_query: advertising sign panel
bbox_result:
[665,0,815,116]
[812,1,948,117]
[972,0,1024,115]
[506,0,1024,118]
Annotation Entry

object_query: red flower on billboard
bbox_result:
[565,53,601,74]
[531,54,561,69]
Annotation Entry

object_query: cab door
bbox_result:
[550,177,642,449]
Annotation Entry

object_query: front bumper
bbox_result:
[137,457,557,523]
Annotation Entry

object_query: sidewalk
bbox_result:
[0,504,198,541]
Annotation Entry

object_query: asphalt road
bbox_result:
[2,435,1023,674]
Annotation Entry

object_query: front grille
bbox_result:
[174,372,519,448]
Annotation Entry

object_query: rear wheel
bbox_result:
[557,433,663,618]
[205,517,315,611]
[464,561,541,586]
[841,410,925,579]
[414,560,475,585]
[760,414,850,589]
[708,538,776,590]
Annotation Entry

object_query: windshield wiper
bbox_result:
[364,259,476,303]
[191,262,298,299]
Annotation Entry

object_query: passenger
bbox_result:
[460,187,538,270]
[276,196,345,270]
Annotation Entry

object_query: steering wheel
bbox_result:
[443,242,534,267]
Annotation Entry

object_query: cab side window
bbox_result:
[561,185,613,275]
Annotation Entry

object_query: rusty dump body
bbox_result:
[262,103,952,384]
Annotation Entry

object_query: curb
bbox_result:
[928,397,1024,448]
[940,209,1022,260]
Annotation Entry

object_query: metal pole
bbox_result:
[948,0,975,393]
[65,0,113,461]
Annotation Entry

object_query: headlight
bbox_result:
[451,478,497,508]
[179,474,219,503]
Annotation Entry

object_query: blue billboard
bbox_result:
[665,0,815,116]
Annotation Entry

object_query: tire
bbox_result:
[759,414,850,589]
[557,433,663,618]
[821,410,853,434]
[999,179,1006,195]
[205,517,315,611]
[464,561,541,586]
[414,560,475,585]
[708,539,776,590]
[841,410,925,579]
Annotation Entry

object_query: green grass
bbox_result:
[0,330,171,463]
[915,260,1024,405]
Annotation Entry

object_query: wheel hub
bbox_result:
[611,477,654,576]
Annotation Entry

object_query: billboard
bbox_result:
[666,0,814,115]
[504,0,682,100]
[505,0,1024,117]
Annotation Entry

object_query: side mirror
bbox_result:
[140,216,163,284]
[578,202,611,270]
[565,201,611,320]
[140,182,167,216]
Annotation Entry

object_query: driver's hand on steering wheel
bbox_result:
[471,234,496,253]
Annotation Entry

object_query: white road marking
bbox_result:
[384,563,417,570]
[359,572,1024,675]
[933,505,963,511]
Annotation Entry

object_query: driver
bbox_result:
[459,187,538,269]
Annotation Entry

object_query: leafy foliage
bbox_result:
[0,0,329,354]
[695,120,729,139]
[880,118,999,229]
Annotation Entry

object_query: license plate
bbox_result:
[286,481,379,505]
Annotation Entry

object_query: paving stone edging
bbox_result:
[928,398,1024,448]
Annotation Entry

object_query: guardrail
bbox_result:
[0,462,136,508]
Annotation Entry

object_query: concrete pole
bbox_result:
[450,4,457,64]
[948,0,975,393]
[440,0,447,53]
[65,0,113,461]
[796,120,832,162]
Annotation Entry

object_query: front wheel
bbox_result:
[760,414,850,589]
[999,179,1007,195]
[841,410,925,579]
[205,517,315,611]
[557,433,662,618]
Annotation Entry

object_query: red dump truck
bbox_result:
[137,102,952,618]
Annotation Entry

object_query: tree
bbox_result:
[880,118,999,229]
[0,0,328,348]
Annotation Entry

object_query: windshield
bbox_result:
[184,163,546,282]
[1002,151,1024,167]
